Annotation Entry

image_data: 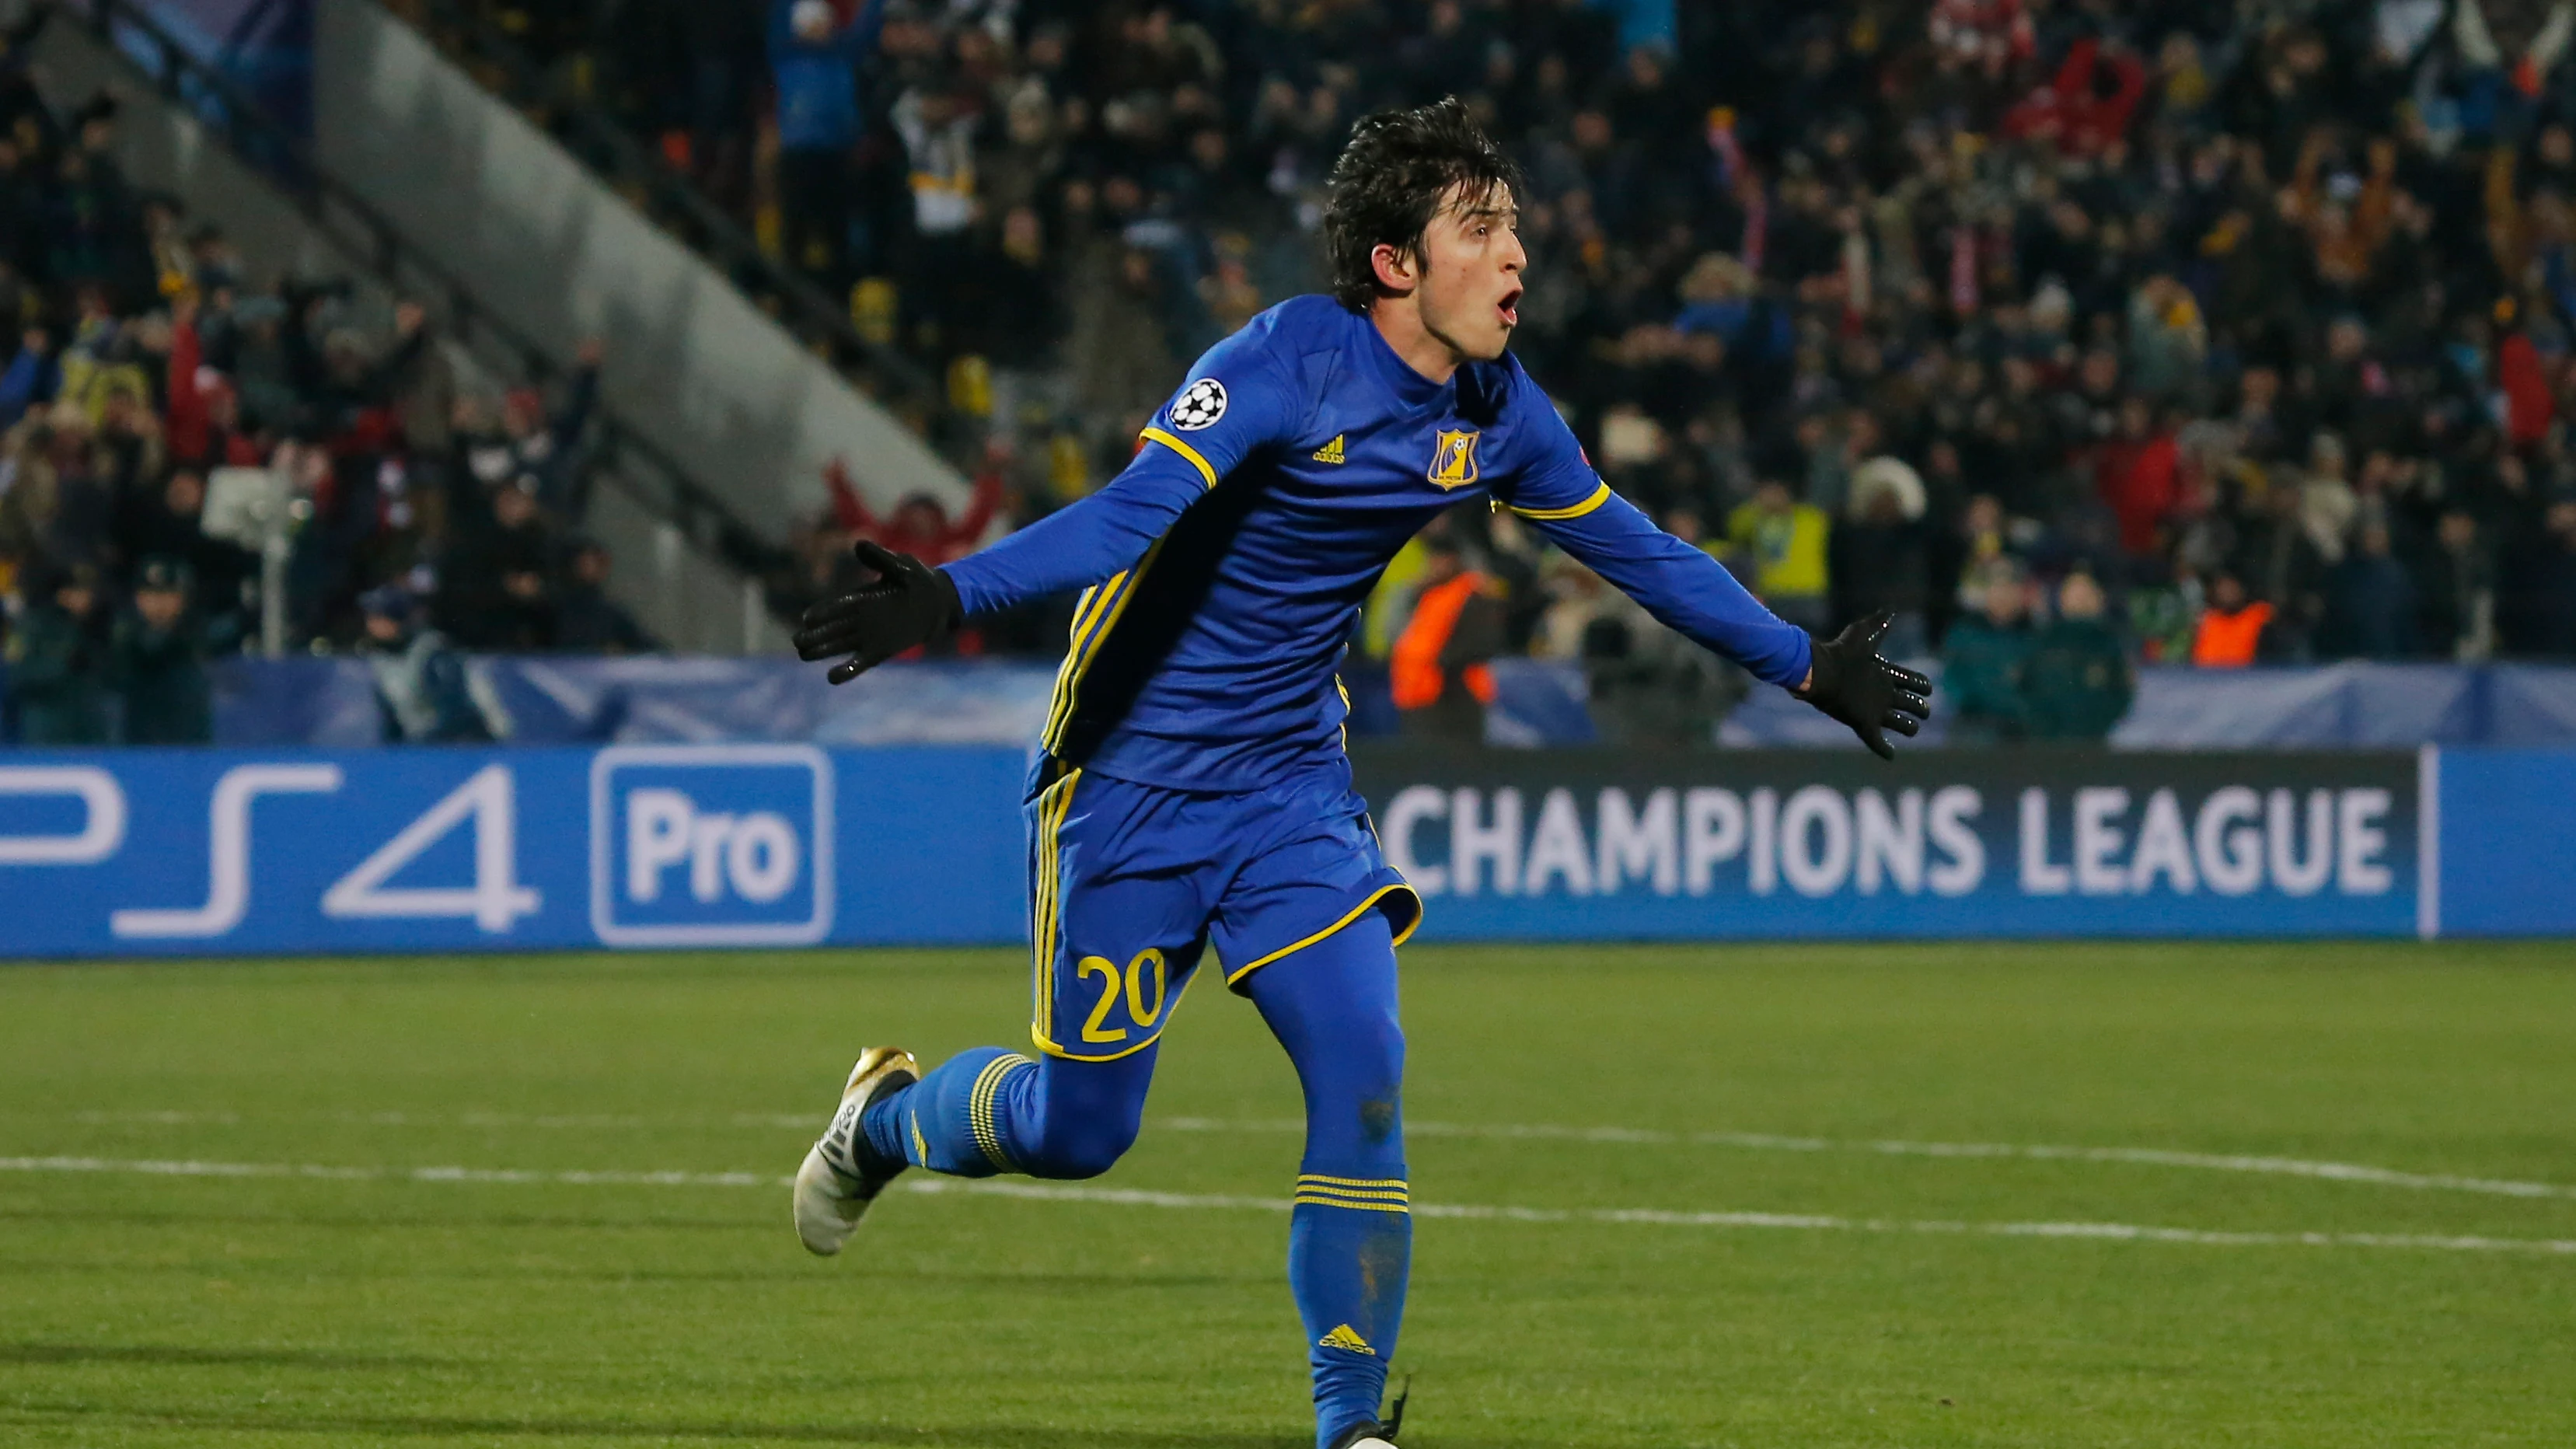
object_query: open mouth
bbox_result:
[1497,288,1522,326]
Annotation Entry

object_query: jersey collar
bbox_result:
[1354,306,1457,414]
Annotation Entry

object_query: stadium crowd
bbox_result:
[15,0,2576,746]
[0,6,654,743]
[453,0,2576,740]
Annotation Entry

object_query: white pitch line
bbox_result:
[2,1155,2572,1258]
[33,1109,2576,1203]
[1160,1119,2576,1202]
[910,1182,2576,1255]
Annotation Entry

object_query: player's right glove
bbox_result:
[792,540,963,684]
[1794,610,1932,761]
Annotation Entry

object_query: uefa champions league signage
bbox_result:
[1352,749,2424,939]
[0,743,2564,956]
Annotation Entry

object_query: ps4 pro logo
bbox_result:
[589,746,835,946]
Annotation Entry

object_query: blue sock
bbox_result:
[862,1046,1156,1181]
[860,1046,1032,1178]
[1289,1189,1410,1444]
[1242,910,1409,1448]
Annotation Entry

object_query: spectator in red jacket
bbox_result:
[824,456,1003,567]
[2095,396,2180,560]
[2002,37,2147,157]
[2497,320,2554,448]
[163,296,260,471]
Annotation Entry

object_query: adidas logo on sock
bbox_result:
[1312,434,1346,464]
[1318,1323,1376,1355]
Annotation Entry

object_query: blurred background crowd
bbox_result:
[0,5,655,743]
[17,0,2576,745]
[422,0,2576,738]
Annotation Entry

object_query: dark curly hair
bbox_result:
[1321,96,1524,313]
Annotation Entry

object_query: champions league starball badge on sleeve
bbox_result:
[1169,377,1229,430]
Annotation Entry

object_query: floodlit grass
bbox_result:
[2,941,2572,1447]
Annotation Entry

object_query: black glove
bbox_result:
[792,540,964,684]
[1795,611,1932,760]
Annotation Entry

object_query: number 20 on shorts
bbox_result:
[1075,948,1169,1044]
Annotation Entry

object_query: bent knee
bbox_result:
[1312,1026,1407,1157]
[1343,1018,1406,1101]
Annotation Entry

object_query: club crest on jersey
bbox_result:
[1168,377,1228,431]
[1428,429,1481,487]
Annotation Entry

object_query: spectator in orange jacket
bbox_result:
[1391,536,1503,743]
[2192,569,2280,667]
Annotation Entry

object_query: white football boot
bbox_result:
[792,1046,920,1256]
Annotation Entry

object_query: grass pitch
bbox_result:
[2,941,2574,1447]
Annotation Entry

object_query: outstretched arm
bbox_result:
[1516,489,1929,756]
[932,332,1302,614]
[1513,486,1813,688]
[937,442,1206,614]
[1496,379,1927,755]
[793,438,1208,680]
[798,326,1305,679]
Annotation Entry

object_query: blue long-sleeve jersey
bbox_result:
[944,295,1813,793]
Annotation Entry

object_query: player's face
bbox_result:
[1416,183,1525,363]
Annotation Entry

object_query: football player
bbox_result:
[791,96,1929,1449]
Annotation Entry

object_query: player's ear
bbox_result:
[1370,241,1418,296]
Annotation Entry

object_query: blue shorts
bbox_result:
[1025,759,1422,1063]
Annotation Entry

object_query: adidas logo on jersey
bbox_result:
[1312,434,1347,464]
[1318,1323,1376,1355]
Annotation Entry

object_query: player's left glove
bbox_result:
[1794,610,1932,760]
[792,540,963,684]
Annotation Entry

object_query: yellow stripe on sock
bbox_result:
[1294,1185,1411,1204]
[969,1053,1031,1171]
[1294,1178,1410,1206]
[1298,1185,1422,1206]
